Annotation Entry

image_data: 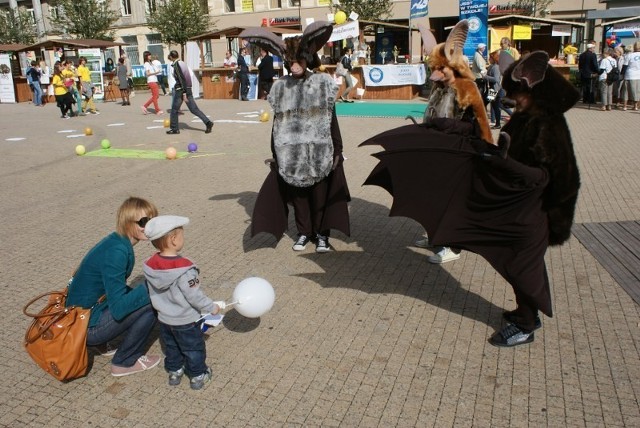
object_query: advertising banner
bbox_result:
[459,0,489,62]
[78,48,105,100]
[410,0,429,19]
[328,20,360,43]
[0,54,17,103]
[361,64,426,87]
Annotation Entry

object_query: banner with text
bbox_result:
[361,64,426,87]
[0,53,16,103]
[410,0,429,19]
[459,0,488,62]
[328,20,360,42]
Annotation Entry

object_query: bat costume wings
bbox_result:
[241,22,351,241]
[361,51,581,321]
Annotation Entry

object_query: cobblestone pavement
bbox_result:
[0,95,638,428]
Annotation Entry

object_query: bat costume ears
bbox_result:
[501,50,580,113]
[239,22,333,72]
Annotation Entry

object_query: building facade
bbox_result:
[2,0,639,66]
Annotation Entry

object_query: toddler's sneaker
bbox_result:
[141,105,148,115]
[190,367,212,390]
[168,367,184,386]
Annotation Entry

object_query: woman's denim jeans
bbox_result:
[87,304,157,367]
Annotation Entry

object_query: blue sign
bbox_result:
[459,0,488,62]
[410,0,429,19]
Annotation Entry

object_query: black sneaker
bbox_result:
[503,310,542,330]
[292,235,310,251]
[168,367,184,386]
[190,367,212,390]
[166,129,180,135]
[489,324,534,347]
[315,235,330,253]
[205,121,213,134]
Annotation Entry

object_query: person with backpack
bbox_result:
[598,48,618,111]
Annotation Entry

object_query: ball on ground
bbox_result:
[84,127,92,136]
[259,111,270,122]
[101,139,111,149]
[187,142,198,153]
[163,119,170,128]
[165,147,177,160]
[75,145,86,156]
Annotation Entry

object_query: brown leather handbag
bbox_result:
[23,289,103,381]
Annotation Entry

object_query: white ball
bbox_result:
[232,277,275,318]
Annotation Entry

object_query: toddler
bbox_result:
[143,215,222,390]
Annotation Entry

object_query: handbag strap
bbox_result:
[23,289,106,318]
[23,290,68,318]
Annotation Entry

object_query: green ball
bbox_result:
[101,139,111,149]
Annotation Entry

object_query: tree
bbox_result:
[0,7,37,45]
[146,0,212,59]
[330,0,394,22]
[513,0,554,18]
[49,0,119,40]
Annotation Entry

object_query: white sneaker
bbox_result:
[427,247,460,264]
[414,237,431,248]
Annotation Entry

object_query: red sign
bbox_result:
[268,16,300,27]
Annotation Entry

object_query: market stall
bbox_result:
[15,39,126,103]
[190,27,298,100]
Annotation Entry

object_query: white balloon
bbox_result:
[232,277,275,318]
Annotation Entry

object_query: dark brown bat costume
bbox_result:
[361,50,580,347]
[242,23,351,250]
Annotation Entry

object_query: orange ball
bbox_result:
[165,147,177,160]
[84,127,93,136]
[163,119,170,128]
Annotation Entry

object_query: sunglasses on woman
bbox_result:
[136,217,151,227]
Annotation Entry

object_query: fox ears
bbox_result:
[443,20,469,62]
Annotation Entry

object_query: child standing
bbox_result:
[143,215,222,390]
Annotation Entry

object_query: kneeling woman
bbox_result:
[66,197,160,377]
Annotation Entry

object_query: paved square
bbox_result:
[1,95,638,427]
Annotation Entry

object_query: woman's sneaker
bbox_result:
[111,354,161,377]
[168,367,184,386]
[190,367,212,390]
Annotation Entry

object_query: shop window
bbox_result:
[224,0,235,13]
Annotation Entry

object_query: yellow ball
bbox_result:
[84,127,93,136]
[75,145,86,156]
[163,119,170,128]
[165,147,177,160]
[335,11,347,25]
[260,111,270,122]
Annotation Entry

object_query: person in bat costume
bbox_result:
[411,20,494,263]
[240,22,351,253]
[361,50,580,347]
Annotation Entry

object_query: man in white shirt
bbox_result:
[223,50,237,68]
